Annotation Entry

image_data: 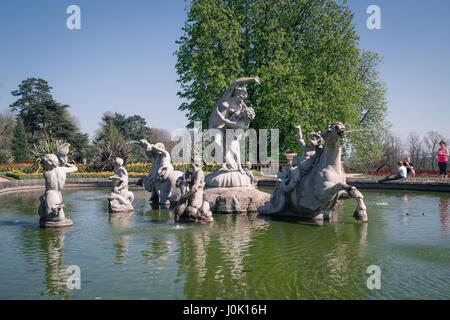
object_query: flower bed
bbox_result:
[0,162,223,180]
[368,169,442,177]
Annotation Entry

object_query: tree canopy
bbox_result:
[9,78,88,160]
[175,0,387,154]
[95,112,152,144]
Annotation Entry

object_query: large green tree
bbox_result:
[95,112,151,144]
[175,0,386,154]
[95,112,152,160]
[344,50,389,171]
[11,118,31,162]
[9,78,88,160]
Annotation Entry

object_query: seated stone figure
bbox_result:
[264,125,324,214]
[243,161,255,186]
[39,153,78,227]
[295,125,324,172]
[280,125,324,190]
[175,158,213,223]
[139,139,183,205]
[108,157,134,213]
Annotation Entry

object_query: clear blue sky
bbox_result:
[0,0,449,142]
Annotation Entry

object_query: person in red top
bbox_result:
[437,141,449,179]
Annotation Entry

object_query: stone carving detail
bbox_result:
[139,139,183,205]
[38,143,77,227]
[205,77,261,188]
[243,162,255,186]
[108,157,134,213]
[258,123,368,221]
[175,159,213,223]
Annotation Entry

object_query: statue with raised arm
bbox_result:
[108,157,134,213]
[139,139,183,205]
[205,77,260,188]
[38,144,78,227]
[175,157,213,223]
[208,77,261,169]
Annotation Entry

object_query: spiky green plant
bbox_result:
[31,139,66,169]
[93,142,133,171]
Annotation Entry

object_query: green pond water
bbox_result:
[0,187,448,300]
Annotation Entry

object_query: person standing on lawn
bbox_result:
[403,157,415,178]
[437,141,449,179]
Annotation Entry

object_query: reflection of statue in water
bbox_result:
[439,198,449,233]
[259,122,368,221]
[108,157,134,213]
[175,212,269,298]
[139,139,183,205]
[205,77,261,188]
[39,228,72,299]
[175,158,213,223]
[109,209,134,264]
[38,144,78,227]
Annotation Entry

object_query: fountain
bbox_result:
[201,77,271,213]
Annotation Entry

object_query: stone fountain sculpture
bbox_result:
[175,158,213,223]
[108,157,134,213]
[38,144,78,227]
[139,139,183,205]
[258,122,368,221]
[203,77,271,212]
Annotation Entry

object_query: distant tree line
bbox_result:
[0,78,176,167]
[344,130,448,172]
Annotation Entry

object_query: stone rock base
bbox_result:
[204,187,271,213]
[205,170,251,188]
[40,218,73,228]
[108,201,134,213]
[176,211,214,223]
[258,200,345,221]
[175,199,213,223]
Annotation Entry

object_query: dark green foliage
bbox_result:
[95,112,153,161]
[0,110,15,151]
[9,78,89,161]
[96,112,152,143]
[101,120,124,144]
[11,118,31,162]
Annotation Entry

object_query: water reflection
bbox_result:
[109,212,134,264]
[1,188,449,299]
[439,198,449,234]
[38,227,72,299]
[176,213,270,299]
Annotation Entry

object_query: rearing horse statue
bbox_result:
[258,122,368,222]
